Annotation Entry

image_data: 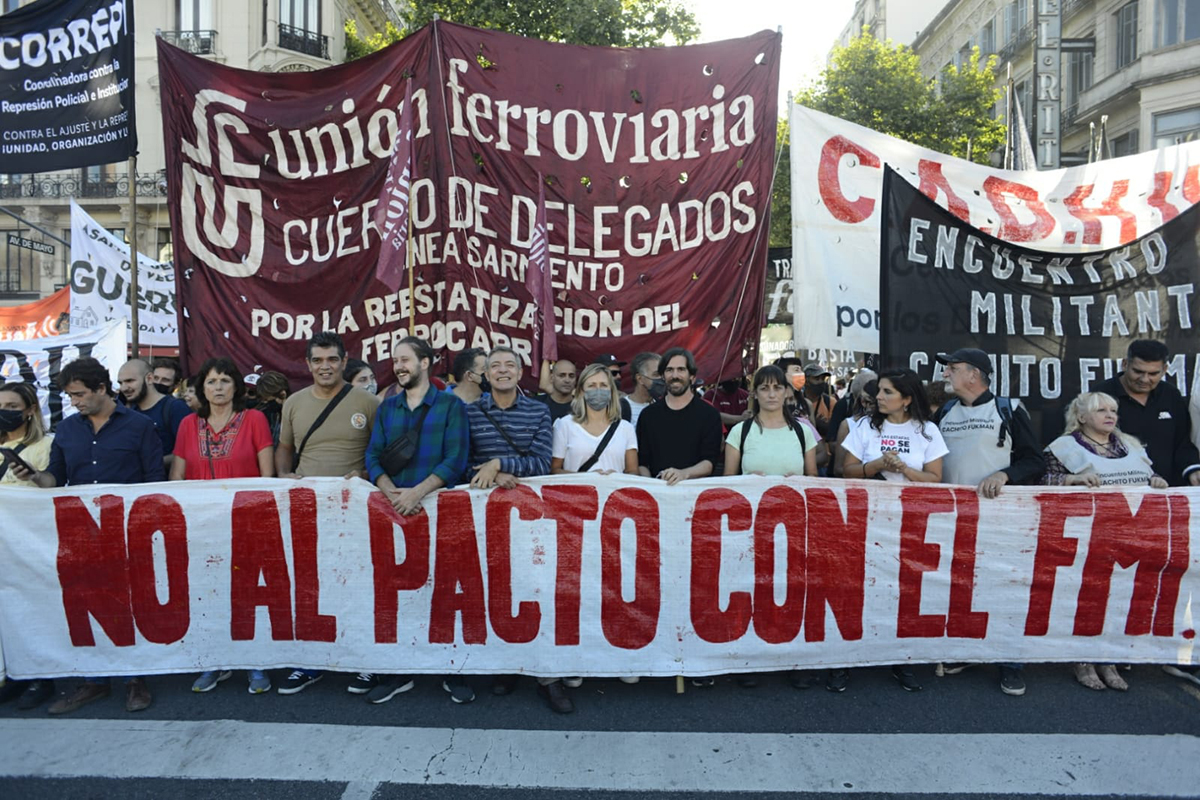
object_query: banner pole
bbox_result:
[128,155,140,354]
[407,178,415,335]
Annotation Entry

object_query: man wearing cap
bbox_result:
[802,364,836,439]
[934,347,1044,697]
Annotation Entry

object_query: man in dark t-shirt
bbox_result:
[636,347,722,484]
[535,359,575,421]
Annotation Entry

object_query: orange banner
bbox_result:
[0,287,69,341]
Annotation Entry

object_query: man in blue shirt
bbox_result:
[362,336,471,705]
[14,356,164,716]
[464,346,565,710]
[117,358,191,471]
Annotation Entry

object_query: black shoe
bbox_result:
[999,666,1026,696]
[17,680,53,710]
[347,672,377,695]
[826,669,849,692]
[443,677,476,704]
[492,674,519,695]
[277,670,323,695]
[538,681,575,714]
[0,680,25,704]
[891,666,922,692]
[736,674,759,688]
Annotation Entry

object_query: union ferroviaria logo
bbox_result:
[179,90,264,278]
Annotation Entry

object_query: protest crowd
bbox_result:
[2,330,1197,716]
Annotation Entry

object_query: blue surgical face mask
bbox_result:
[583,388,611,410]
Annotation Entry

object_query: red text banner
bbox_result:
[158,22,780,388]
[0,476,1196,679]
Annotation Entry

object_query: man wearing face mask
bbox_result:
[452,348,488,404]
[704,375,751,433]
[117,359,191,471]
[624,352,663,427]
[803,364,836,439]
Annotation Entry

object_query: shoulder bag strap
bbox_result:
[578,420,621,473]
[294,384,353,468]
[478,403,530,457]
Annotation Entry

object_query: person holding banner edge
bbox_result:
[275,331,380,696]
[464,346,560,709]
[10,357,163,714]
[933,347,1044,697]
[362,336,471,705]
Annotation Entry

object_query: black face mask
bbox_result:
[648,378,667,400]
[259,400,282,416]
[479,377,492,394]
[719,380,740,394]
[244,395,260,410]
[0,408,25,433]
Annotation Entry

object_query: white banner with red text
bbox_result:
[0,475,1196,679]
[790,103,1200,354]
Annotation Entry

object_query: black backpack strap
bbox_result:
[932,397,958,424]
[578,420,621,472]
[995,396,1015,448]
[293,384,353,470]
[478,403,531,457]
[737,418,807,475]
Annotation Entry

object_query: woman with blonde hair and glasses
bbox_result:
[1043,390,1165,692]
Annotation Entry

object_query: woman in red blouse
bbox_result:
[171,357,274,694]
[171,357,274,481]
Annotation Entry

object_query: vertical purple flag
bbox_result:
[374,77,414,292]
[526,173,557,378]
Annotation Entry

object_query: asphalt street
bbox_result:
[2,663,1199,798]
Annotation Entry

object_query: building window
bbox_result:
[980,19,996,56]
[280,0,320,34]
[177,0,213,31]
[1111,130,1140,156]
[1116,2,1139,68]
[1,0,22,14]
[1154,106,1200,148]
[1155,0,1200,47]
[1069,46,1094,101]
[157,228,174,263]
[1018,0,1030,30]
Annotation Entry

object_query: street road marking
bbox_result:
[339,780,379,800]
[0,719,1198,795]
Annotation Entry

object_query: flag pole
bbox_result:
[407,178,415,335]
[128,154,140,354]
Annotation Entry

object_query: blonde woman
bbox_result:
[1044,391,1165,692]
[551,363,638,475]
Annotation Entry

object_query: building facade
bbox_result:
[0,0,400,303]
[911,0,1200,166]
[835,0,943,50]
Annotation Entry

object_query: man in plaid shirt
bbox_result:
[361,335,471,704]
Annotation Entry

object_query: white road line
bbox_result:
[339,780,379,800]
[0,719,1197,795]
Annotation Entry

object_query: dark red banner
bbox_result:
[157,22,780,386]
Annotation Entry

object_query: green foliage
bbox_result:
[344,0,699,59]
[769,117,790,248]
[796,30,1003,163]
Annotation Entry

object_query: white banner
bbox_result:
[789,104,1200,353]
[0,320,125,429]
[69,199,178,347]
[0,475,1196,679]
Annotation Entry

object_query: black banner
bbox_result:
[764,246,792,326]
[879,166,1200,439]
[0,0,135,173]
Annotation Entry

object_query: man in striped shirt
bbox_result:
[464,346,566,710]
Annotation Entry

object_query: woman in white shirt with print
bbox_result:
[843,368,948,484]
[551,363,638,475]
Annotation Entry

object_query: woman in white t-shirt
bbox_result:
[840,368,946,693]
[842,368,948,484]
[1043,391,1164,693]
[551,362,638,475]
[724,364,818,478]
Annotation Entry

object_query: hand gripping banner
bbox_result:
[157,22,780,387]
[0,475,1196,679]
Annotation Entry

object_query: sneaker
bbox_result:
[941,662,975,675]
[1162,665,1200,686]
[826,669,849,692]
[247,671,271,694]
[562,677,584,688]
[690,676,716,687]
[618,676,640,684]
[999,666,1026,696]
[347,673,377,694]
[891,665,923,692]
[442,677,476,704]
[192,670,233,693]
[17,679,54,710]
[278,670,323,695]
[367,676,415,704]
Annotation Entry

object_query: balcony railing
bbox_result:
[0,173,167,201]
[160,29,218,55]
[279,23,329,60]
